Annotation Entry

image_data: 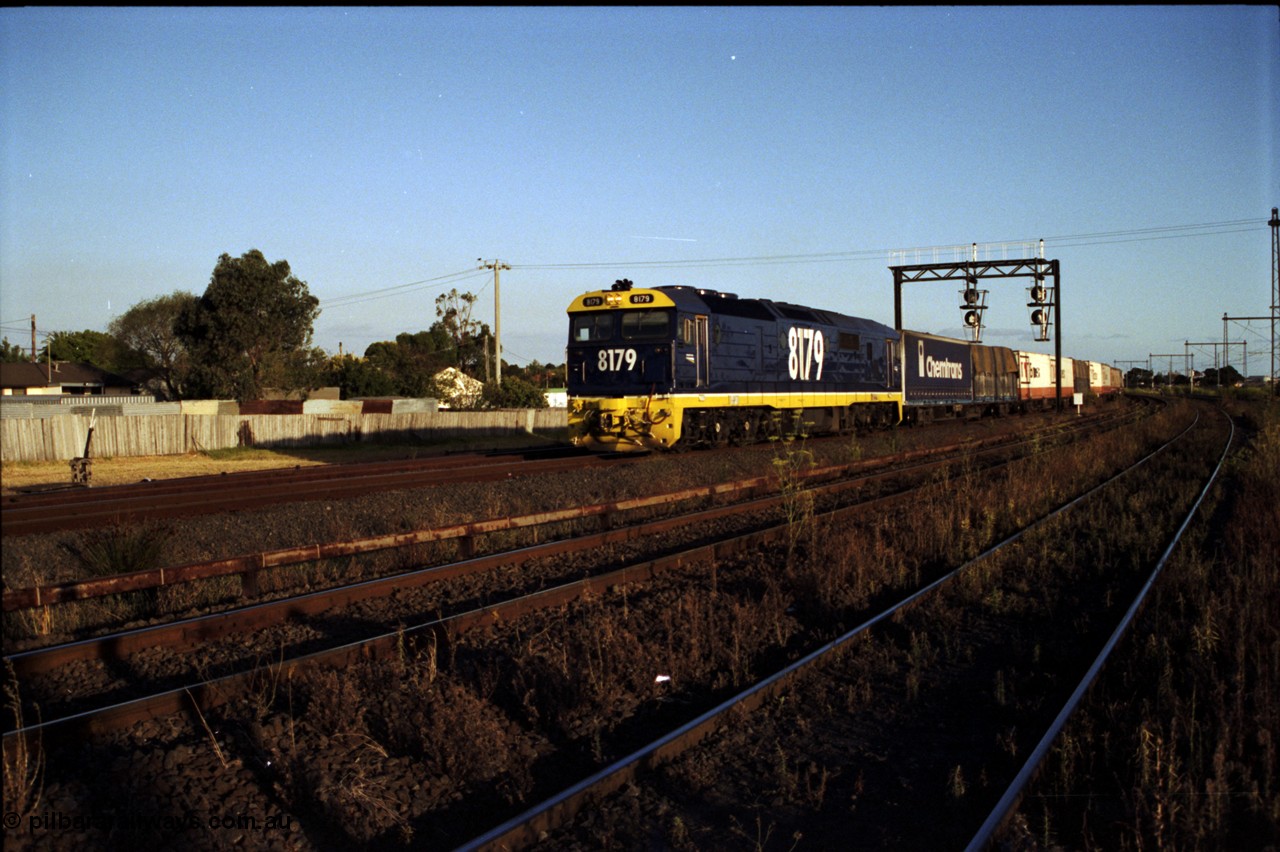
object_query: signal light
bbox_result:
[1030,308,1047,326]
[1029,284,1047,304]
[958,281,988,342]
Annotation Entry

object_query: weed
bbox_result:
[949,764,967,799]
[2,663,43,833]
[186,687,229,769]
[71,524,168,577]
[772,442,816,560]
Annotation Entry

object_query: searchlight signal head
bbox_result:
[1027,275,1052,341]
[958,278,987,341]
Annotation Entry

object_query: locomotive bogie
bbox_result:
[568,391,902,452]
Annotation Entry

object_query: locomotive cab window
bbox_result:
[621,310,672,340]
[571,313,614,342]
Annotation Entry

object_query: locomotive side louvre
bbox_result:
[566,284,903,451]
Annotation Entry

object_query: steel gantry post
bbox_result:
[890,249,1063,408]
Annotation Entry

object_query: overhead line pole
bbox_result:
[1150,354,1187,390]
[1114,360,1148,388]
[478,259,510,385]
[1222,314,1271,382]
[1185,341,1246,387]
[1271,207,1279,394]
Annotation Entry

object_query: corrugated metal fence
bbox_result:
[0,399,568,462]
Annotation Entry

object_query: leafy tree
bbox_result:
[326,353,399,399]
[1,337,29,363]
[46,329,129,372]
[434,289,492,378]
[508,359,564,388]
[1124,368,1153,388]
[1204,365,1244,387]
[434,289,480,351]
[272,346,331,399]
[363,329,453,397]
[108,291,199,400]
[479,374,549,409]
[176,250,320,400]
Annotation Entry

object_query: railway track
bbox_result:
[0,445,619,537]
[2,400,1181,848]
[483,401,1237,850]
[4,407,1138,730]
[443,402,1227,849]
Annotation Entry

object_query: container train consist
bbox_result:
[566,281,1122,452]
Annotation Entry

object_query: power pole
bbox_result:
[1114,359,1147,388]
[1270,206,1278,394]
[30,315,37,363]
[478,259,510,385]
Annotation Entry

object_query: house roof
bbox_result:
[0,361,137,390]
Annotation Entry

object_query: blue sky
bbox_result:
[2,7,1276,375]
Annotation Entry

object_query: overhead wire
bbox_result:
[509,217,1268,272]
[320,268,488,310]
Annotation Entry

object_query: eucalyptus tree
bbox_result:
[177,250,321,400]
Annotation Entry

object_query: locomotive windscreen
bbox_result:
[571,313,614,342]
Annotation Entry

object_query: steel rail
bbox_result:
[3,448,569,507]
[457,410,1202,851]
[965,407,1235,851]
[4,403,1140,685]
[1,401,1146,537]
[1,407,1149,759]
[3,402,1144,612]
[0,451,623,538]
[2,423,1051,679]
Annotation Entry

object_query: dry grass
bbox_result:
[2,662,44,837]
[0,435,563,493]
[1006,398,1280,850]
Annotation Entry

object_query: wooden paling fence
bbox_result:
[1,404,568,462]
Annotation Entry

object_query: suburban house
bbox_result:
[0,361,140,396]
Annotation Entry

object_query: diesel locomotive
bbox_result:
[566,280,1120,452]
